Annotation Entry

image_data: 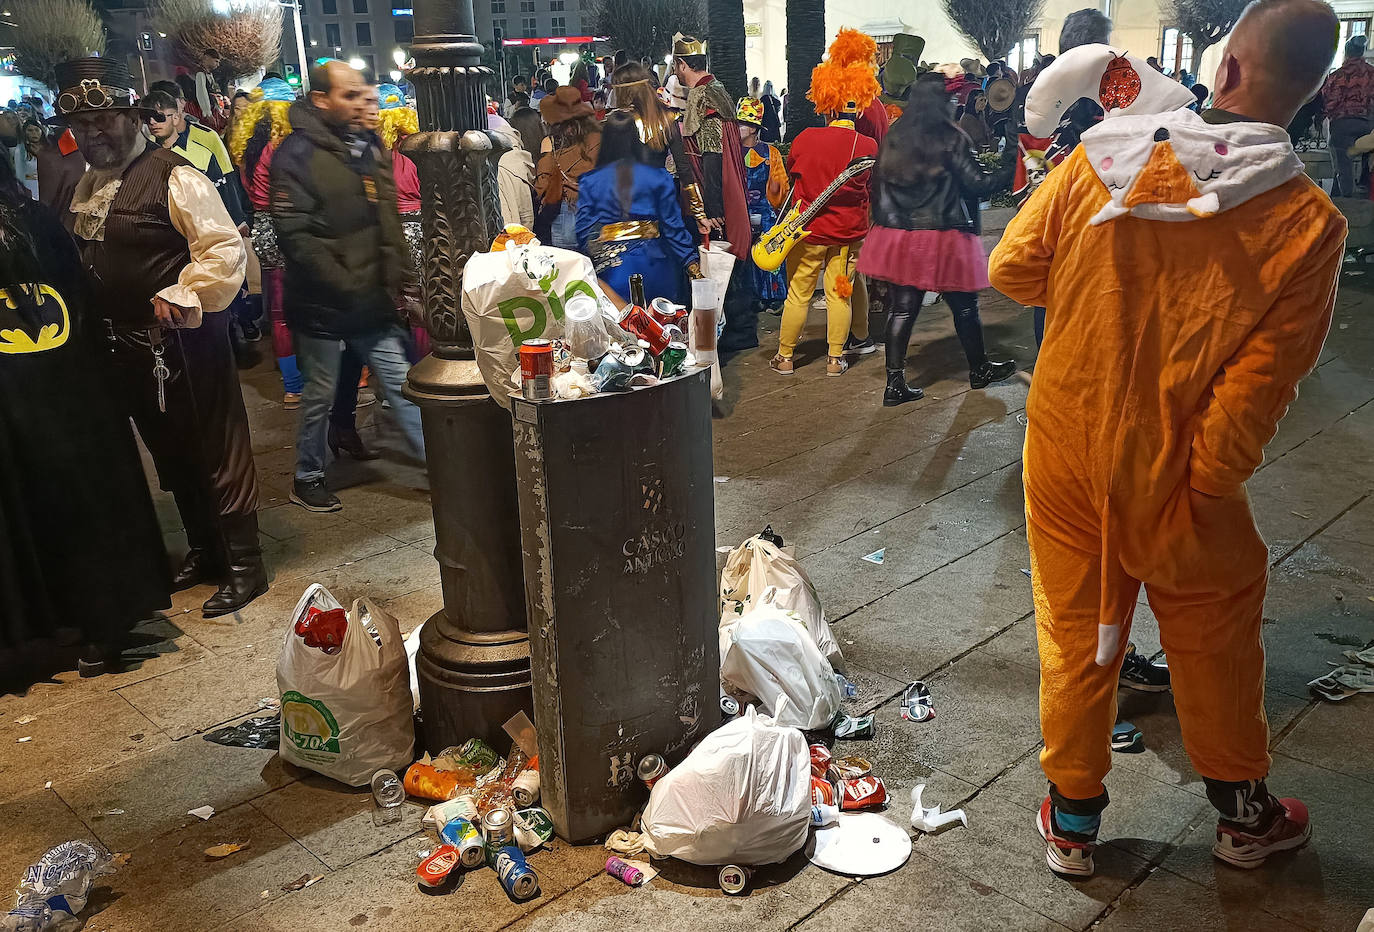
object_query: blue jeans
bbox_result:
[294,327,426,482]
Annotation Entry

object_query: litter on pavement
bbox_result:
[909,784,968,834]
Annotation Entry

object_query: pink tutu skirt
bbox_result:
[857,225,990,292]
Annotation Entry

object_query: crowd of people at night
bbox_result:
[0,0,1356,886]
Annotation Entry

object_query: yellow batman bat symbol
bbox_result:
[0,284,71,355]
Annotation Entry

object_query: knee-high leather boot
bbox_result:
[202,512,269,617]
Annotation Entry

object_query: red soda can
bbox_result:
[648,296,688,327]
[416,844,462,887]
[617,305,671,355]
[519,339,553,401]
[811,774,836,807]
[838,776,888,811]
[636,754,667,790]
[808,743,832,778]
[605,856,645,886]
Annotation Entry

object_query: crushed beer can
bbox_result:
[720,694,740,717]
[838,775,888,811]
[512,769,541,807]
[416,844,462,888]
[493,845,540,901]
[899,681,934,722]
[513,807,555,852]
[590,348,637,392]
[718,864,752,895]
[617,303,672,355]
[637,754,668,791]
[648,296,689,328]
[456,737,499,773]
[832,713,875,739]
[439,817,487,869]
[482,807,515,848]
[658,341,687,379]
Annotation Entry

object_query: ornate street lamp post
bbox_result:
[400,0,531,753]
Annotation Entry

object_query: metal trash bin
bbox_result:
[511,369,718,843]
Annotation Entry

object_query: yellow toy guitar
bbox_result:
[751,156,876,272]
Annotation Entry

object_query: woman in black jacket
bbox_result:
[858,74,1018,406]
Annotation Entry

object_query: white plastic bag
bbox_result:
[719,606,842,729]
[641,706,810,865]
[276,584,415,786]
[720,535,843,666]
[460,226,624,408]
[1,841,114,932]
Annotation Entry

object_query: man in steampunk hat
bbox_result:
[672,34,755,351]
[54,56,267,618]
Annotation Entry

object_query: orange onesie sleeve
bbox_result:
[988,147,1083,307]
[1188,209,1347,497]
[766,144,789,210]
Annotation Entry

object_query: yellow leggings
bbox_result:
[778,241,855,359]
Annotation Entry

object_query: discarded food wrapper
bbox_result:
[807,811,912,876]
[832,713,875,740]
[188,805,216,821]
[204,714,280,750]
[2,841,116,932]
[809,743,832,778]
[910,784,968,834]
[832,756,872,780]
[423,795,479,833]
[862,549,885,565]
[1309,664,1374,701]
[811,774,837,807]
[204,842,249,860]
[281,873,325,892]
[899,681,934,722]
[1341,646,1374,667]
[1111,721,1144,753]
[838,776,888,811]
[403,761,474,801]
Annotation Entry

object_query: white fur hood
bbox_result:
[1081,108,1303,224]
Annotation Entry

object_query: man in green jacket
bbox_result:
[272,60,422,513]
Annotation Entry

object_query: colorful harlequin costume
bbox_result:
[990,54,1346,840]
[736,97,787,305]
[773,29,880,367]
[228,78,301,399]
[375,84,428,360]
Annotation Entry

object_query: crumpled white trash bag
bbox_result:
[641,706,811,866]
[719,535,843,667]
[720,606,842,730]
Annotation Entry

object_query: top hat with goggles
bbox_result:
[52,57,155,122]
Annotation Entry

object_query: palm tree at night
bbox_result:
[785,0,825,140]
[705,0,748,97]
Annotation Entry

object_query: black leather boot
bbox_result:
[970,358,1017,389]
[172,489,223,591]
[883,368,924,407]
[203,513,269,618]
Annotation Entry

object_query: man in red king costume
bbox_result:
[768,29,880,378]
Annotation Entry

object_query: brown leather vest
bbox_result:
[71,146,192,328]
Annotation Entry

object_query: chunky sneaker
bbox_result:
[769,353,794,376]
[1037,797,1097,878]
[1119,643,1171,692]
[842,335,877,356]
[826,355,849,377]
[1213,797,1311,869]
[291,478,343,513]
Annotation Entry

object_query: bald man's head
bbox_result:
[1214,0,1338,124]
[309,60,365,129]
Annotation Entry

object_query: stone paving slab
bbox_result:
[1094,865,1309,932]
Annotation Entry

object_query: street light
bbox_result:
[390,69,403,81]
[348,56,366,70]
[393,47,406,66]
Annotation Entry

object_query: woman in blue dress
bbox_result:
[736,97,788,310]
[576,110,703,305]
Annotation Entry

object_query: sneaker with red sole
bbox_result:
[1213,797,1311,869]
[1036,797,1096,878]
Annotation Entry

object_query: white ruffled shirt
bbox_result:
[69,156,246,321]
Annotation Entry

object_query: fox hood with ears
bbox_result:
[1081,109,1303,224]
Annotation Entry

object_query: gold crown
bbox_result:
[672,34,707,57]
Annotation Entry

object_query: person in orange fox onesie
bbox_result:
[989,0,1346,880]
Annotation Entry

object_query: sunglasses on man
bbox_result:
[146,112,173,124]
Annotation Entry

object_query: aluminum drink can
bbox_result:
[457,738,500,773]
[519,339,554,401]
[440,817,487,868]
[720,694,740,716]
[416,844,461,887]
[658,341,687,379]
[649,296,689,327]
[718,864,752,895]
[494,845,540,900]
[636,754,668,790]
[838,775,888,810]
[617,304,671,355]
[590,351,636,392]
[513,807,555,851]
[605,857,645,886]
[482,807,515,847]
[616,343,649,371]
[512,769,541,807]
